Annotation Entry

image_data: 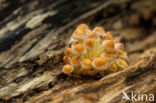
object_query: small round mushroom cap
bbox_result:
[72,24,90,40]
[63,64,73,74]
[115,43,124,53]
[93,27,105,36]
[64,48,72,56]
[102,31,113,40]
[120,51,128,59]
[78,24,89,30]
[72,43,86,55]
[88,32,98,39]
[92,57,107,70]
[116,59,128,68]
[81,58,92,69]
[102,40,115,51]
[63,56,71,63]
[100,52,111,60]
[72,28,87,40]
[70,57,80,66]
[109,63,118,72]
[84,38,95,49]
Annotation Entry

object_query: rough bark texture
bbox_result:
[0,0,156,103]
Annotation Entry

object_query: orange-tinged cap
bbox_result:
[120,51,128,59]
[117,59,128,68]
[64,48,72,56]
[102,40,114,49]
[78,24,89,30]
[93,27,105,33]
[119,59,127,66]
[106,31,113,36]
[109,63,118,72]
[74,28,85,36]
[101,52,111,59]
[102,31,113,40]
[72,24,90,40]
[115,43,124,51]
[84,38,95,48]
[63,64,73,74]
[93,26,105,36]
[94,57,106,67]
[63,56,70,63]
[88,32,97,39]
[74,43,85,52]
[83,58,92,67]
[107,40,114,48]
[71,57,80,65]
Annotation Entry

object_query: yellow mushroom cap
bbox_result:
[100,52,111,60]
[102,40,115,51]
[64,48,72,56]
[94,58,106,66]
[92,57,107,70]
[88,32,98,39]
[93,26,105,36]
[72,28,87,40]
[74,28,85,35]
[115,43,124,52]
[102,31,113,40]
[72,43,86,55]
[63,56,71,63]
[63,64,73,74]
[78,24,89,30]
[84,38,95,49]
[70,57,80,66]
[116,59,128,68]
[120,51,128,59]
[72,24,90,40]
[109,51,119,58]
[93,27,105,33]
[81,58,92,69]
[109,63,118,72]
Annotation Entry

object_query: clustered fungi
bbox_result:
[63,24,128,76]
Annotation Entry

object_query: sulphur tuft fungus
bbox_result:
[63,24,128,76]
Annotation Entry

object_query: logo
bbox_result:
[122,91,154,102]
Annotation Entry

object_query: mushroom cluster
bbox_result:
[63,24,128,76]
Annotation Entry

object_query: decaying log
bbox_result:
[0,0,156,103]
[25,48,156,103]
